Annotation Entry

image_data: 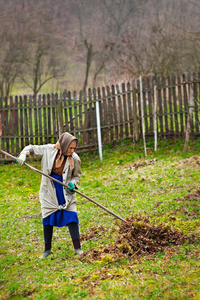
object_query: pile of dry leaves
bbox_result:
[80,215,197,262]
[124,158,157,171]
[182,155,200,166]
[175,189,200,202]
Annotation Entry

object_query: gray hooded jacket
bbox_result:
[20,144,81,218]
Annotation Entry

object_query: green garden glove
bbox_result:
[16,153,26,165]
[67,182,75,194]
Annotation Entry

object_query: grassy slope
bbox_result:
[0,138,200,300]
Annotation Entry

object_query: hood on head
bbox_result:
[59,132,78,155]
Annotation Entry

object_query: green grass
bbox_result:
[0,138,200,299]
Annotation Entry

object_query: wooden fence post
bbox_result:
[57,94,64,138]
[154,85,158,151]
[96,99,103,162]
[116,84,123,139]
[184,84,193,152]
[132,83,139,141]
[140,76,147,156]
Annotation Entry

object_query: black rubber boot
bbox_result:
[39,249,52,259]
[74,249,83,255]
[68,222,83,255]
[39,225,53,258]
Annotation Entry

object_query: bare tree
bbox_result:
[0,0,68,98]
[103,0,149,37]
[100,0,150,82]
[168,0,200,72]
[0,3,28,98]
[108,0,200,79]
[19,1,67,98]
[117,24,187,78]
[67,0,113,90]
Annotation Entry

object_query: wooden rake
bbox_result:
[0,149,127,223]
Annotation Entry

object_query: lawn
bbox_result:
[0,138,200,299]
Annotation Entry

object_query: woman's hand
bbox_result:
[67,182,75,194]
[16,153,26,165]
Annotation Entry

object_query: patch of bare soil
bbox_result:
[124,158,157,171]
[80,215,198,262]
[80,225,107,241]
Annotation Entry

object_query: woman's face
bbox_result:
[64,140,77,156]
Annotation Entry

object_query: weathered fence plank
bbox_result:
[167,76,174,134]
[19,96,24,149]
[132,81,139,140]
[142,79,148,134]
[177,75,184,135]
[73,91,78,139]
[78,90,84,146]
[111,84,118,140]
[147,78,153,134]
[116,84,123,138]
[57,94,64,138]
[106,85,114,140]
[24,95,29,146]
[28,96,33,145]
[47,94,51,143]
[193,73,199,134]
[15,95,19,153]
[137,79,142,135]
[68,91,74,135]
[187,74,194,133]
[102,86,108,142]
[33,95,38,144]
[63,92,69,133]
[10,96,14,153]
[127,82,133,136]
[122,83,129,137]
[83,89,89,145]
[52,93,57,143]
[0,97,3,151]
[157,77,164,135]
[162,77,168,135]
[38,95,42,145]
[93,87,98,142]
[88,88,95,145]
[182,74,188,129]
[172,76,179,136]
[97,87,104,143]
[42,94,47,144]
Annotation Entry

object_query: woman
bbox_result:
[16,132,83,258]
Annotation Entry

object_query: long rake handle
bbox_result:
[0,150,127,223]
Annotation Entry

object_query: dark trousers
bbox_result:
[43,222,81,251]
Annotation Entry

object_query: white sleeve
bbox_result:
[20,144,53,157]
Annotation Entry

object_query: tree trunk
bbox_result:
[93,61,105,88]
[33,52,42,98]
[83,40,93,91]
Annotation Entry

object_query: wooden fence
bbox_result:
[0,73,200,160]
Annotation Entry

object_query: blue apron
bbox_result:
[42,173,79,227]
